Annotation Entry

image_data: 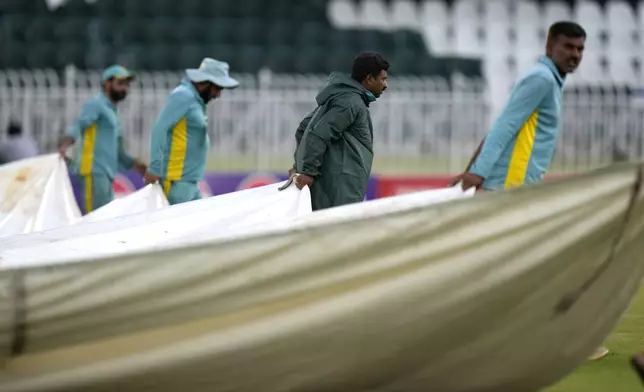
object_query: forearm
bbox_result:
[148,123,169,176]
[465,138,485,172]
[292,110,315,169]
[117,137,135,169]
[295,133,327,177]
[147,155,164,176]
[294,104,352,175]
[148,135,165,176]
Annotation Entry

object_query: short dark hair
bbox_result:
[548,21,586,40]
[351,52,390,83]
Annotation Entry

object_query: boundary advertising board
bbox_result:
[69,172,381,210]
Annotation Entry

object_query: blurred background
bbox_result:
[0,0,643,187]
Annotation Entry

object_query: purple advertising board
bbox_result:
[69,171,379,210]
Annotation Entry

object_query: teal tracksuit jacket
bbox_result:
[470,56,565,190]
[148,79,209,205]
[66,93,135,213]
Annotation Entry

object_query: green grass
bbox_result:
[205,155,611,175]
[545,286,644,392]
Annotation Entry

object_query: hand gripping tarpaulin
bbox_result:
[81,184,169,223]
[0,163,643,392]
[0,155,81,237]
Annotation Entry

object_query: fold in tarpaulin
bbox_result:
[0,163,642,392]
[0,156,171,236]
[0,179,314,268]
[0,155,81,238]
[81,184,169,223]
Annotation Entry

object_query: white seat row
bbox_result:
[329,0,644,56]
[489,51,642,85]
[328,0,644,88]
[329,0,643,31]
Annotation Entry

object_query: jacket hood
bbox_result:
[315,73,375,106]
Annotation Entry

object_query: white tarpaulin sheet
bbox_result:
[0,183,472,269]
[0,156,168,237]
[0,155,80,238]
[81,184,169,223]
[0,163,642,392]
[0,180,319,268]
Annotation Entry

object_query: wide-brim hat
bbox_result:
[186,58,239,89]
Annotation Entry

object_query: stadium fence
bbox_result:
[0,67,642,174]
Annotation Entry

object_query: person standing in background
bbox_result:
[451,22,611,362]
[0,122,38,164]
[289,51,389,211]
[453,21,585,192]
[144,58,239,205]
[59,65,147,214]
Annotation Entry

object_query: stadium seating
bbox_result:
[0,0,465,76]
[412,0,642,86]
[0,0,642,87]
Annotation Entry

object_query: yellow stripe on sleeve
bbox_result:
[166,117,188,181]
[84,175,93,214]
[79,123,97,176]
[505,111,539,189]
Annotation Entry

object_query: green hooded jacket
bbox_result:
[294,73,376,211]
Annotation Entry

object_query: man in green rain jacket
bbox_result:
[291,52,389,211]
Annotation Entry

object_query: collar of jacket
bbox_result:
[181,78,206,106]
[330,73,376,107]
[350,80,377,106]
[99,93,117,110]
[539,56,565,88]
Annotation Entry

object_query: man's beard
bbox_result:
[199,90,212,104]
[109,90,127,102]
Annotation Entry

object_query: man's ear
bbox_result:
[545,36,554,53]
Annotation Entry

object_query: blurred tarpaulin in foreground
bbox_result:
[0,162,642,392]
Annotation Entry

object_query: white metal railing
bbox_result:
[0,67,643,174]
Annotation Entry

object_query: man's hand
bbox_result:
[461,172,484,191]
[58,136,74,164]
[132,159,148,175]
[143,171,161,185]
[449,173,464,187]
[58,146,71,164]
[294,173,314,189]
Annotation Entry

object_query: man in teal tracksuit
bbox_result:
[59,65,147,214]
[144,58,239,205]
[455,21,611,361]
[456,22,586,191]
